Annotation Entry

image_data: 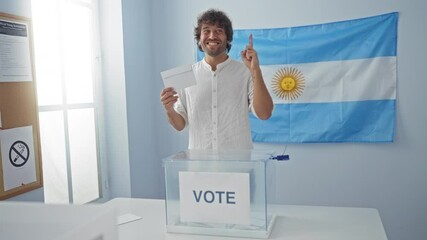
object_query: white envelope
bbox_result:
[161,64,197,90]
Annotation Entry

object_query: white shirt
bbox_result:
[175,57,255,150]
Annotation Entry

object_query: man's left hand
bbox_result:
[240,34,260,72]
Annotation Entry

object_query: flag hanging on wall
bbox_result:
[197,12,398,143]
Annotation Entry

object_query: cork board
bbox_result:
[0,12,43,200]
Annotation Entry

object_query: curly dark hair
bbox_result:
[194,9,233,52]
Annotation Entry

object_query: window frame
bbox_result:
[33,0,108,204]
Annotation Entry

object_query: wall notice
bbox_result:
[0,19,32,82]
[0,126,36,191]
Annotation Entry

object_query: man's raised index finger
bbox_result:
[249,34,253,48]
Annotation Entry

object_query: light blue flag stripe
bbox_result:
[229,12,398,65]
[250,100,395,143]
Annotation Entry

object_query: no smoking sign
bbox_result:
[9,140,30,167]
[0,126,37,191]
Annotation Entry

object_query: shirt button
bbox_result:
[213,121,216,125]
[213,105,217,108]
[213,89,216,93]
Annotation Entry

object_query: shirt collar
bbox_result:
[202,56,232,72]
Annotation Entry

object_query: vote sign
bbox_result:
[179,171,250,225]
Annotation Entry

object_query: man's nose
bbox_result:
[209,31,218,38]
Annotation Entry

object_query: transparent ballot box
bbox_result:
[162,149,277,238]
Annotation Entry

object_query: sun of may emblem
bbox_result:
[271,67,305,100]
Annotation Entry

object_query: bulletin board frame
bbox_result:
[0,12,43,200]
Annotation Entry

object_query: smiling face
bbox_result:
[199,24,228,57]
[194,9,233,53]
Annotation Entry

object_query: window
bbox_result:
[32,0,103,204]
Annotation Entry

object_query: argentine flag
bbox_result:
[197,12,398,143]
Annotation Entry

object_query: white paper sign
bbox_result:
[179,171,250,225]
[0,126,36,191]
[0,20,33,82]
[160,65,196,90]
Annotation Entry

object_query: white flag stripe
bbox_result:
[261,56,396,104]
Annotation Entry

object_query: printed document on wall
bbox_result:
[0,19,33,82]
[0,126,36,191]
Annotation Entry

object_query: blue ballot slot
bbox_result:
[162,149,278,239]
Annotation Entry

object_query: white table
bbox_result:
[104,198,388,240]
[0,201,117,240]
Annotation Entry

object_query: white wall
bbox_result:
[98,0,131,199]
[0,0,30,17]
[121,1,427,240]
[121,0,166,198]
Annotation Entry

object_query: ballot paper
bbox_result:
[161,64,196,90]
[117,213,142,225]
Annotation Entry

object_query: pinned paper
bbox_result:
[0,19,33,82]
[161,65,196,90]
[0,126,36,191]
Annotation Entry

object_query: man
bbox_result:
[160,9,273,149]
